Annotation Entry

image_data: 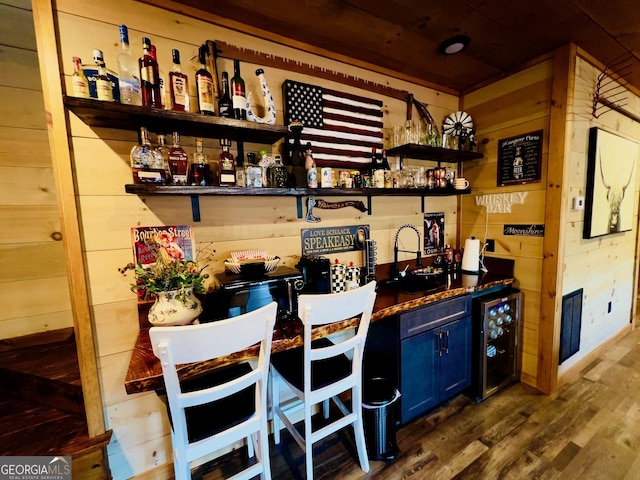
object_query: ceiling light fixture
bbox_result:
[438,35,470,55]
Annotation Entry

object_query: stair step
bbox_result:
[0,395,111,456]
[0,329,83,414]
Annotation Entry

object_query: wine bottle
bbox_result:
[168,49,189,112]
[117,24,142,105]
[195,45,215,115]
[150,45,166,109]
[168,132,188,185]
[139,37,161,108]
[230,59,247,120]
[71,56,90,98]
[217,72,233,118]
[92,49,113,102]
[381,148,392,188]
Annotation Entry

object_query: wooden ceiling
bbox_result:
[148,0,639,96]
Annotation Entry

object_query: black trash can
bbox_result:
[362,377,400,462]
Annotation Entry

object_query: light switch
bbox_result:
[573,196,585,210]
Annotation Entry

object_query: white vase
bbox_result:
[148,288,203,326]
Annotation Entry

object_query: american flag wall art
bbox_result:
[283,79,384,169]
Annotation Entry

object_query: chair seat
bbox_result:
[167,362,255,443]
[271,338,352,392]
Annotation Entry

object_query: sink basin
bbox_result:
[382,274,447,294]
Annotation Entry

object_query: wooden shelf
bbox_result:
[124,184,470,197]
[387,143,483,162]
[63,96,288,144]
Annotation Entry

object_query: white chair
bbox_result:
[270,281,377,479]
[150,302,277,480]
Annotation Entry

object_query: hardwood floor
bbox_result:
[197,325,640,480]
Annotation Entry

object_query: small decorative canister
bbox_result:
[321,167,333,187]
[346,262,361,290]
[330,259,346,293]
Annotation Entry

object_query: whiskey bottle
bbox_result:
[235,153,247,187]
[304,143,317,188]
[218,140,237,186]
[150,45,166,109]
[195,45,215,115]
[189,138,211,186]
[168,132,189,185]
[381,149,392,188]
[230,60,247,120]
[92,49,113,102]
[117,24,142,105]
[155,133,172,182]
[245,152,262,188]
[130,127,166,184]
[168,49,190,112]
[71,56,89,98]
[217,71,232,118]
[369,147,380,187]
[139,37,161,108]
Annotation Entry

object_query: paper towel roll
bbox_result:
[461,237,480,273]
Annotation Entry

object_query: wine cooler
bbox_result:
[469,289,522,402]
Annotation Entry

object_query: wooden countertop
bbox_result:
[124,265,514,395]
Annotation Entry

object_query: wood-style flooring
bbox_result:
[197,325,640,480]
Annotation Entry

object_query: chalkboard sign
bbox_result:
[497,130,543,186]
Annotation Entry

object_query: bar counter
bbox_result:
[124,260,515,395]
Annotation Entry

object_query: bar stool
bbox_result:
[270,281,377,479]
[150,302,277,480]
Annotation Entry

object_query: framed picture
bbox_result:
[583,127,639,239]
[424,212,445,255]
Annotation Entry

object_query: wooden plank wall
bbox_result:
[0,0,73,338]
[558,55,640,374]
[46,0,461,477]
[461,60,554,386]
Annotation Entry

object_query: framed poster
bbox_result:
[424,212,445,255]
[583,127,638,239]
[497,130,543,186]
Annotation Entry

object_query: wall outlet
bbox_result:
[573,196,585,210]
[486,239,495,252]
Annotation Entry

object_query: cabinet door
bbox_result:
[400,330,439,424]
[439,316,472,400]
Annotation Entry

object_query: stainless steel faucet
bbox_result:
[392,224,423,280]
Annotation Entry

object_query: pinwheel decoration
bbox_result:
[442,111,476,151]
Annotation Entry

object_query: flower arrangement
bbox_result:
[119,229,209,303]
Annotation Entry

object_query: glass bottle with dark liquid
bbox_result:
[168,132,188,185]
[138,37,161,108]
[189,138,211,185]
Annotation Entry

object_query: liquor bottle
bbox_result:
[117,24,142,105]
[245,152,262,188]
[189,138,211,185]
[168,49,189,112]
[150,45,166,109]
[155,133,172,182]
[230,59,247,120]
[218,140,237,186]
[168,132,189,185]
[71,57,90,98]
[369,147,380,187]
[235,153,246,187]
[217,71,233,118]
[139,37,161,108]
[130,127,166,184]
[381,149,392,188]
[304,142,317,188]
[195,45,215,115]
[92,49,113,102]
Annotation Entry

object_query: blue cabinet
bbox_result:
[364,295,472,425]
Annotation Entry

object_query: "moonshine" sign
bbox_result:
[503,224,545,237]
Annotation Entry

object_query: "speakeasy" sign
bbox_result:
[301,225,369,255]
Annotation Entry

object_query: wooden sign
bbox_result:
[497,130,543,186]
[503,224,545,237]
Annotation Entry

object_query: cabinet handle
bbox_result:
[436,331,443,356]
[444,330,449,354]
